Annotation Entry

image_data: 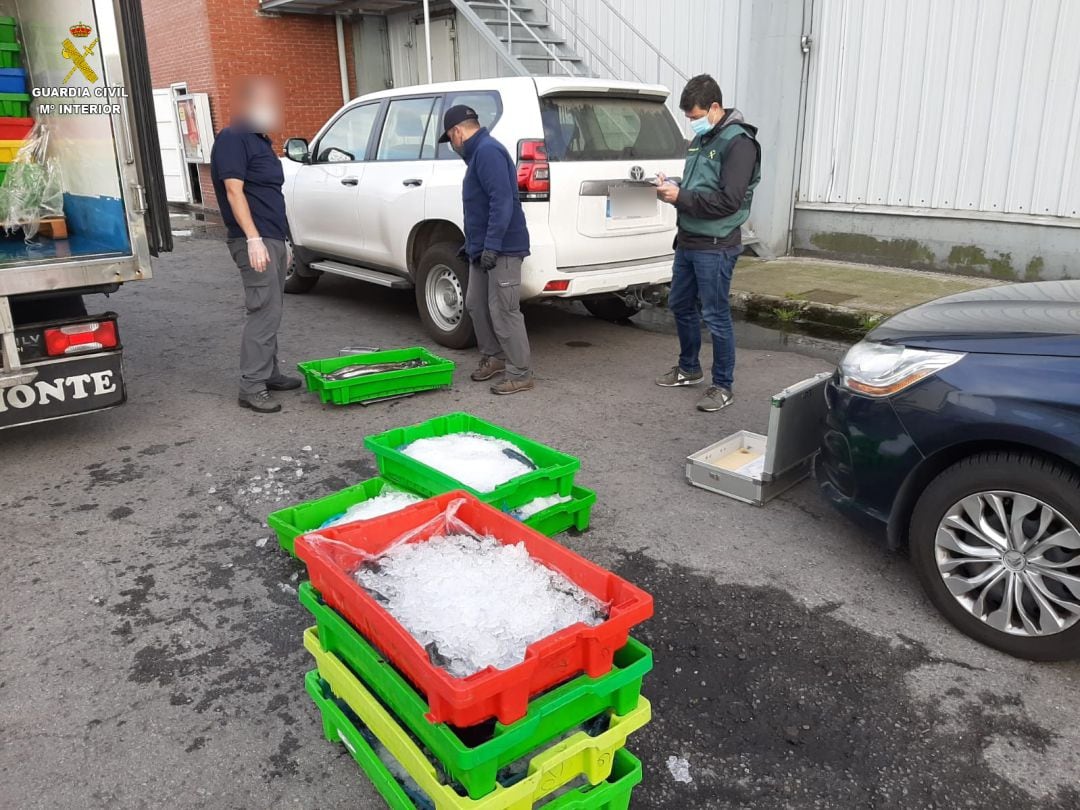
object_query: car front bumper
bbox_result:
[817,375,924,528]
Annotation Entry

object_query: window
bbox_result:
[538,96,685,161]
[316,103,380,163]
[375,97,437,161]
[436,91,504,159]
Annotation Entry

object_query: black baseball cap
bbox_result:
[438,104,479,143]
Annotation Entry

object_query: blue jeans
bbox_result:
[668,247,740,389]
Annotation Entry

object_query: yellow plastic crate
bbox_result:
[304,627,651,809]
[0,139,22,162]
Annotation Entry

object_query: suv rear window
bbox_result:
[539,96,685,161]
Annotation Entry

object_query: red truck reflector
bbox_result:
[543,280,571,292]
[44,320,118,356]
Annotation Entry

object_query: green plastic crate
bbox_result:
[364,413,580,511]
[0,18,16,45]
[300,582,651,799]
[270,480,596,557]
[0,44,19,70]
[0,163,7,187]
[268,476,423,557]
[298,347,454,406]
[519,485,596,536]
[0,91,28,116]
[306,671,643,810]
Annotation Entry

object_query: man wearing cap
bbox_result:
[439,105,533,395]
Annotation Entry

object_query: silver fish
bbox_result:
[320,359,427,381]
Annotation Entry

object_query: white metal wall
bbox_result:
[799,0,1080,221]
[545,0,749,121]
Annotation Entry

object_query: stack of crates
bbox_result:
[293,487,656,809]
[0,16,31,188]
[269,413,597,557]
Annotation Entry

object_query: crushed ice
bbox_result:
[401,433,536,492]
[666,755,693,784]
[354,533,607,678]
[320,488,423,529]
[511,493,572,520]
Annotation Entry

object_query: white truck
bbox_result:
[0,0,169,430]
[280,76,686,348]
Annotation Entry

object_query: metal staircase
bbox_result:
[449,0,688,85]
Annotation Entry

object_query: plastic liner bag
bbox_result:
[303,498,609,678]
[0,121,65,242]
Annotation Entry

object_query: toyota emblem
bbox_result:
[629,165,645,181]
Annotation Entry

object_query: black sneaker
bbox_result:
[267,374,302,391]
[238,390,282,413]
[697,386,734,412]
[655,366,705,387]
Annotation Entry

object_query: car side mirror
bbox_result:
[284,137,310,163]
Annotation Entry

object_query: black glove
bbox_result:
[456,244,468,261]
[480,249,498,270]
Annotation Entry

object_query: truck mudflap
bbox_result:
[0,351,126,430]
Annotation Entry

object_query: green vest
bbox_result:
[678,122,761,240]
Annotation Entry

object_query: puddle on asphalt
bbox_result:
[631,305,852,365]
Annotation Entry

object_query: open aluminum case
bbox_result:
[686,371,833,506]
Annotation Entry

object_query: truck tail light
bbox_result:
[44,320,119,356]
[517,139,550,202]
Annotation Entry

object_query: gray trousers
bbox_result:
[228,237,289,395]
[465,256,531,378]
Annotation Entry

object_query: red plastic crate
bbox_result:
[294,491,653,727]
[0,117,31,140]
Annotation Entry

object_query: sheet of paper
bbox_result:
[736,455,766,480]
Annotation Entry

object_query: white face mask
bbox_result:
[247,106,281,134]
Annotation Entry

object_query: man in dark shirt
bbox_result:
[655,74,761,412]
[439,105,534,395]
[210,76,299,414]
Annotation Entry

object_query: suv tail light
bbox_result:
[44,320,119,356]
[517,139,550,202]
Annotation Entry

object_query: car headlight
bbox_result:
[839,341,965,397]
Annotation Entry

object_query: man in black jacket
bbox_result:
[655,74,761,412]
[440,105,534,395]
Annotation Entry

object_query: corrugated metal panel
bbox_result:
[799,0,1080,219]
[545,0,747,121]
[455,13,515,80]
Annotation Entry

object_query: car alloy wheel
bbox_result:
[425,263,464,334]
[934,490,1080,637]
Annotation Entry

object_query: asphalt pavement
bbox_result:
[2,237,1079,809]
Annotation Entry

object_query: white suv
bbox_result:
[281,76,686,348]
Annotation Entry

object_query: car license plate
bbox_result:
[607,186,658,220]
[0,351,125,429]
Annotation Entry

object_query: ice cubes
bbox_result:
[354,533,607,678]
[401,433,536,492]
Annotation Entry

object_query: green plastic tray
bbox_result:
[268,476,420,556]
[518,485,596,536]
[300,582,651,799]
[364,413,580,511]
[0,45,19,70]
[298,347,454,406]
[306,671,643,810]
[0,18,16,45]
[0,91,27,116]
[270,480,596,557]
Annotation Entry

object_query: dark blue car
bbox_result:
[817,280,1080,660]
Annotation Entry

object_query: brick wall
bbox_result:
[142,0,349,211]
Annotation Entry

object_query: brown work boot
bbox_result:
[491,376,534,396]
[471,355,506,382]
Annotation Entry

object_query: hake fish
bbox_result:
[320,359,427,381]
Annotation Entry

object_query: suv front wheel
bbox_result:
[415,243,476,349]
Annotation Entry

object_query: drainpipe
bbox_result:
[422,0,433,84]
[335,15,349,103]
